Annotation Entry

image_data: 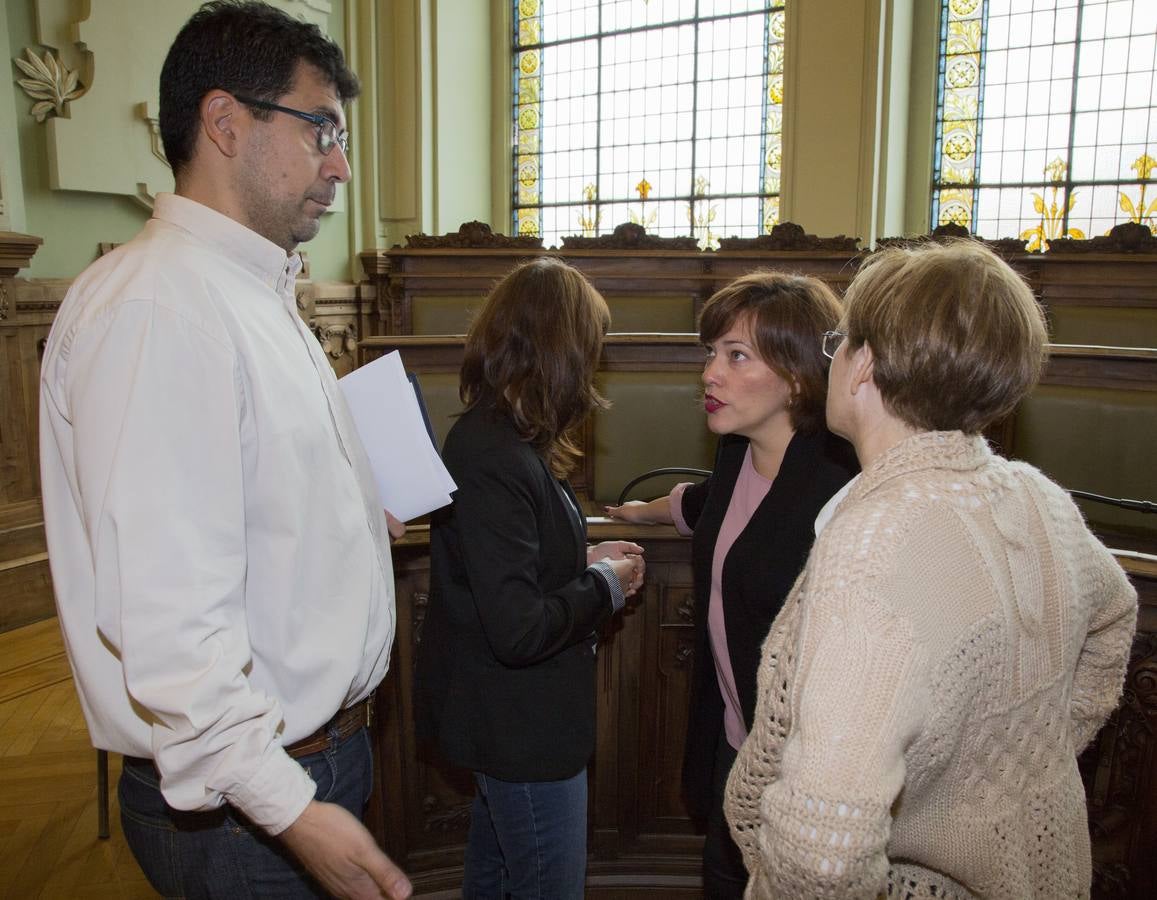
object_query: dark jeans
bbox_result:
[703,729,748,900]
[463,768,588,900]
[118,726,373,899]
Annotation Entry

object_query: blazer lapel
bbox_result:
[539,457,587,571]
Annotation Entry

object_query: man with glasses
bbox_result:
[39,3,411,897]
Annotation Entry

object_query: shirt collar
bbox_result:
[814,476,857,537]
[152,193,303,308]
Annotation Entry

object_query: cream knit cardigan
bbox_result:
[724,431,1138,900]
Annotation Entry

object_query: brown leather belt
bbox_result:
[284,694,373,759]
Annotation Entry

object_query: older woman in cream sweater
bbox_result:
[724,239,1137,899]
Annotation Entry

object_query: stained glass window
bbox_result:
[513,0,787,249]
[932,0,1157,249]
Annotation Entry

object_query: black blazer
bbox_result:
[680,429,857,819]
[414,401,614,782]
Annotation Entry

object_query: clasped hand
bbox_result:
[588,541,646,597]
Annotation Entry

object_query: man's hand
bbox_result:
[280,800,412,900]
[385,510,406,542]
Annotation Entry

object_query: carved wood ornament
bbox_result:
[562,222,700,251]
[405,221,544,250]
[717,221,860,252]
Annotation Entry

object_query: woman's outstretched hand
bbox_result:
[603,495,675,526]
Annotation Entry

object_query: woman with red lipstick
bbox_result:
[606,271,857,898]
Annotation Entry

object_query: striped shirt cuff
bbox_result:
[588,559,626,612]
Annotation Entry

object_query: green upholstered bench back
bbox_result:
[591,371,715,505]
[604,294,698,333]
[1011,383,1156,544]
[409,293,698,336]
[410,296,479,336]
[1048,306,1157,349]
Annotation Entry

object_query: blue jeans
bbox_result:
[118,727,373,899]
[463,768,588,900]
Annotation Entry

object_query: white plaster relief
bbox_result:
[32,0,333,209]
[14,48,84,122]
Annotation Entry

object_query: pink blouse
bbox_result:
[671,446,772,750]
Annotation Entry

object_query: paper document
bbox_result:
[339,351,457,520]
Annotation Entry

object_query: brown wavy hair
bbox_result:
[698,271,845,434]
[461,257,611,477]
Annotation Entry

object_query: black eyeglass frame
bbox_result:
[234,95,349,156]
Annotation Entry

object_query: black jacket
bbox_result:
[414,401,614,781]
[680,429,857,819]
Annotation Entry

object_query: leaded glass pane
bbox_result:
[932,0,1157,249]
[512,0,787,248]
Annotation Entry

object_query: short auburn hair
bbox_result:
[461,257,611,478]
[699,271,844,434]
[842,239,1048,434]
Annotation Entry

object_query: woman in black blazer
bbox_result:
[606,272,857,898]
[414,258,644,900]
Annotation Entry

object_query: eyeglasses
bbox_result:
[234,95,349,156]
[821,330,847,360]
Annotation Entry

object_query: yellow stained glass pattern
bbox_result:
[512,2,788,245]
[762,6,787,231]
[513,0,543,238]
[932,0,982,231]
[1117,153,1157,235]
[687,175,719,251]
[1020,159,1085,252]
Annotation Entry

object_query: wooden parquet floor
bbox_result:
[0,618,158,899]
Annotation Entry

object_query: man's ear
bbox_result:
[200,90,242,158]
[848,341,875,396]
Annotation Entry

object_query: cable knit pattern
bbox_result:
[724,431,1137,900]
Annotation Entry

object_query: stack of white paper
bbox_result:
[339,351,457,521]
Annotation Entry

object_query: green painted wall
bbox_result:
[5,0,357,282]
[432,0,493,234]
[7,0,148,278]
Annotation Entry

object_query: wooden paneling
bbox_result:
[362,222,1157,350]
[1,251,58,631]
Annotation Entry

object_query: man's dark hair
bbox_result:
[159,0,360,176]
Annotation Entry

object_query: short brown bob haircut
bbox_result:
[842,239,1048,434]
[461,257,611,478]
[699,271,844,435]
